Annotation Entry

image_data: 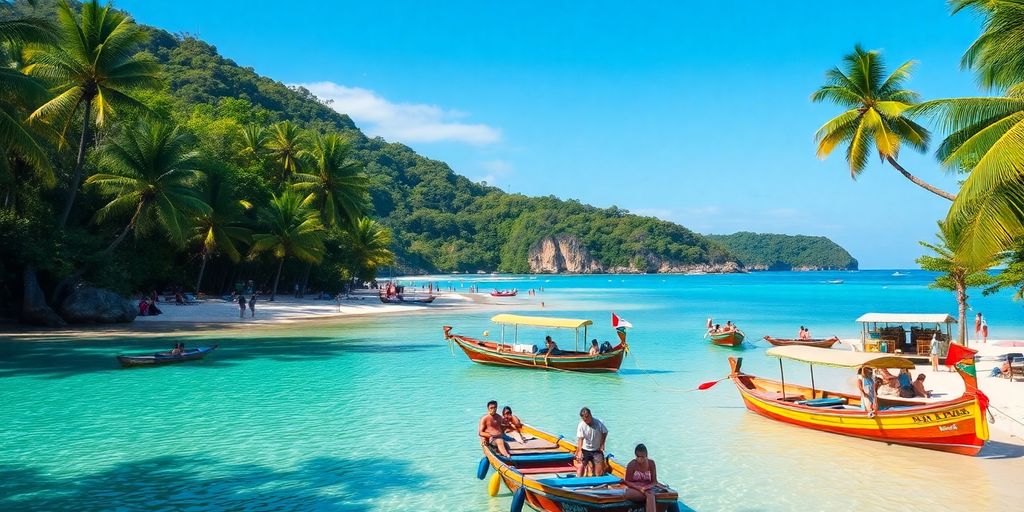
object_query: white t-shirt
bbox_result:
[576,418,608,451]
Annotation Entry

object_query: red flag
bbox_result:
[944,341,977,367]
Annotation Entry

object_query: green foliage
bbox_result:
[707,232,858,270]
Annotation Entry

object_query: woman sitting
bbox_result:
[897,369,915,398]
[588,339,600,355]
[913,374,931,398]
[623,443,662,512]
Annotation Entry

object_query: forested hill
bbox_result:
[706,233,858,270]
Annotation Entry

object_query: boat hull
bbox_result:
[762,336,839,349]
[709,331,744,347]
[728,357,988,456]
[491,291,518,297]
[117,345,218,368]
[484,425,680,512]
[445,333,625,372]
[379,295,435,304]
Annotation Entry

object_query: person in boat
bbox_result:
[897,369,916,398]
[544,336,560,356]
[725,321,734,332]
[479,400,511,458]
[913,374,931,398]
[575,407,608,477]
[169,342,185,356]
[797,326,805,339]
[501,406,526,443]
[588,339,600,356]
[856,367,878,418]
[875,368,898,388]
[623,443,661,512]
[712,324,721,334]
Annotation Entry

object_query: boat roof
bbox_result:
[490,314,593,329]
[855,313,956,324]
[766,345,916,369]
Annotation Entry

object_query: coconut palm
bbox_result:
[192,168,252,293]
[812,45,954,200]
[292,133,368,229]
[266,121,306,184]
[916,221,996,345]
[250,190,325,300]
[238,123,269,165]
[953,0,1024,91]
[23,0,161,229]
[343,217,395,281]
[85,120,209,255]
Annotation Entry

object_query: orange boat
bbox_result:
[762,336,840,349]
[727,344,990,455]
[478,423,681,511]
[443,314,629,373]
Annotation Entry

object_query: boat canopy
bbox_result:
[855,313,956,324]
[766,345,916,369]
[490,314,593,330]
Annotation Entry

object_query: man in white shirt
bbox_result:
[575,407,608,477]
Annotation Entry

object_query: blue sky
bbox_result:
[118,1,987,268]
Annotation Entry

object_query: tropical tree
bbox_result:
[23,0,161,229]
[343,217,395,281]
[192,167,251,293]
[250,190,325,300]
[292,133,368,229]
[908,1,1024,264]
[916,221,997,345]
[812,45,954,200]
[266,121,306,184]
[85,120,209,255]
[237,123,269,165]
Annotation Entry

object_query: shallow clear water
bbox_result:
[2,271,1022,511]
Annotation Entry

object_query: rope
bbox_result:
[988,403,1024,428]
[627,350,703,392]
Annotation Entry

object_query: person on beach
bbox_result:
[501,406,526,443]
[575,407,608,477]
[623,443,662,512]
[913,374,931,398]
[478,400,511,458]
[248,294,256,317]
[977,313,988,343]
[929,334,941,371]
[238,293,247,319]
[589,339,600,355]
[147,298,162,315]
[856,367,878,418]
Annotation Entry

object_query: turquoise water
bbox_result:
[2,270,1023,511]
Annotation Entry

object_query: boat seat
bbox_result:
[503,453,575,463]
[796,397,847,407]
[515,466,576,475]
[508,437,559,450]
[536,475,623,488]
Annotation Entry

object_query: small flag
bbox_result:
[611,313,632,329]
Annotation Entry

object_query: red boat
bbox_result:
[443,314,630,372]
[490,289,518,297]
[707,329,745,347]
[762,336,840,349]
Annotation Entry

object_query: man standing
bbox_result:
[478,400,511,458]
[575,407,608,477]
[976,313,988,343]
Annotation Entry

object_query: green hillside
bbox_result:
[707,232,858,270]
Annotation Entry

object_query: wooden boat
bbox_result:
[443,314,629,372]
[117,345,218,368]
[379,295,436,304]
[707,329,744,347]
[479,423,681,511]
[762,336,840,349]
[491,289,518,297]
[727,344,990,456]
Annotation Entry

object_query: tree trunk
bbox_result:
[270,257,285,301]
[195,252,209,293]
[300,261,312,298]
[957,284,968,347]
[58,98,94,230]
[100,202,144,256]
[886,157,956,201]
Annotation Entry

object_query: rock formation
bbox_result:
[528,236,604,273]
[59,287,137,324]
[21,266,66,326]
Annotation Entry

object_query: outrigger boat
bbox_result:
[117,345,218,368]
[491,289,518,297]
[762,336,840,349]
[707,329,744,347]
[727,344,990,455]
[478,423,681,512]
[443,314,630,372]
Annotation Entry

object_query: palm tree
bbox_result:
[238,123,269,165]
[250,190,325,300]
[812,45,954,200]
[192,168,252,293]
[907,2,1024,264]
[23,0,161,229]
[85,120,210,255]
[344,217,395,281]
[292,133,368,229]
[266,121,306,184]
[916,221,996,346]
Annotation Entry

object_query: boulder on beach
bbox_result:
[59,287,137,324]
[21,266,66,327]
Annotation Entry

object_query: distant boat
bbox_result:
[762,335,840,349]
[117,345,217,368]
[827,279,844,284]
[490,289,518,297]
[892,272,908,277]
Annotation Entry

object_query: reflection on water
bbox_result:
[1,271,1022,511]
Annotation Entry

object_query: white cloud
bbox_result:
[295,81,501,145]
[473,160,515,186]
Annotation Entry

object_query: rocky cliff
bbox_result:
[527,236,605,273]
